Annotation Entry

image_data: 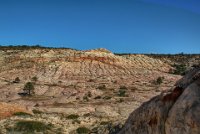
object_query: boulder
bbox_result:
[119,67,200,134]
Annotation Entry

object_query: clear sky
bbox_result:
[0,0,200,53]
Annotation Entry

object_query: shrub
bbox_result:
[32,109,43,114]
[172,64,187,75]
[155,77,164,85]
[97,85,106,90]
[76,127,90,134]
[13,112,32,117]
[66,114,79,119]
[94,96,101,99]
[13,77,20,83]
[118,89,126,97]
[88,91,92,97]
[12,121,51,132]
[31,76,38,82]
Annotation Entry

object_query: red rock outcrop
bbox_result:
[0,102,28,119]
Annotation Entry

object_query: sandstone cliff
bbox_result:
[119,66,200,134]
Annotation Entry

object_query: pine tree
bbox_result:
[23,82,35,95]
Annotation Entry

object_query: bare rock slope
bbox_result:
[119,67,200,134]
[0,47,194,133]
[0,48,174,104]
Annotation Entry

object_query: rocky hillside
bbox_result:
[0,47,175,104]
[145,54,200,68]
[119,66,200,134]
[0,46,198,133]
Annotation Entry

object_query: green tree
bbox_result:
[23,82,35,95]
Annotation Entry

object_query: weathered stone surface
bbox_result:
[165,69,200,134]
[119,67,200,134]
[0,48,177,105]
[0,102,28,119]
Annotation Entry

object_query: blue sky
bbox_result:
[0,0,200,53]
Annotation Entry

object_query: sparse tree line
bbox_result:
[0,45,77,50]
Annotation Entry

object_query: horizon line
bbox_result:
[0,44,199,55]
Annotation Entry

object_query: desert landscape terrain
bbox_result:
[0,46,199,133]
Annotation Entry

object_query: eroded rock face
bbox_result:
[0,102,28,119]
[119,67,200,134]
[0,48,176,104]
